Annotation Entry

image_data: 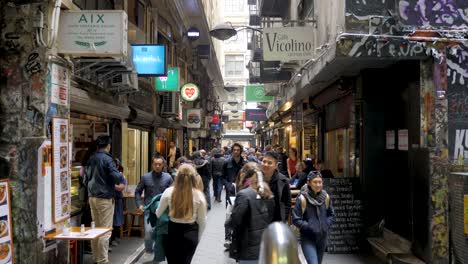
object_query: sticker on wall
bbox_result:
[181,83,200,102]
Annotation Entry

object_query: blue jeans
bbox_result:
[301,237,325,264]
[202,177,211,209]
[144,211,154,253]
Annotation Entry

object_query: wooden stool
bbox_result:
[128,210,145,238]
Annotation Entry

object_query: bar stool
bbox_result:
[69,240,78,264]
[128,210,145,238]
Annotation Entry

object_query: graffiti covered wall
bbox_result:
[447,44,468,164]
[0,3,68,263]
[398,0,468,28]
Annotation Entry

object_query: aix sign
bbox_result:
[181,83,200,101]
[57,11,128,56]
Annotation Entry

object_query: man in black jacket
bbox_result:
[261,151,291,222]
[84,136,124,264]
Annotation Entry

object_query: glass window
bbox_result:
[226,31,245,45]
[325,128,354,177]
[225,0,245,13]
[225,55,244,77]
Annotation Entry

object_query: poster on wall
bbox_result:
[37,141,54,235]
[0,180,15,264]
[386,130,395,150]
[52,117,71,223]
[398,129,408,151]
[50,63,69,106]
[186,109,201,128]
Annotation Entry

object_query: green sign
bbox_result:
[155,67,179,91]
[245,85,273,102]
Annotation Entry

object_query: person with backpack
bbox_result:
[292,171,334,264]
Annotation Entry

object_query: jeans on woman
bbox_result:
[301,237,325,264]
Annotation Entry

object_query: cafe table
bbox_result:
[44,227,112,264]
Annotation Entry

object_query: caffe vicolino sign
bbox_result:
[262,27,314,61]
[181,83,200,101]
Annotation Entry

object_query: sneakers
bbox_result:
[111,240,119,247]
[224,239,231,249]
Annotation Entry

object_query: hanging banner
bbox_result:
[186,109,202,128]
[262,26,314,61]
[181,83,200,102]
[245,85,273,102]
[52,117,71,223]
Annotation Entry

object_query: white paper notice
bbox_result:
[50,63,69,106]
[398,129,409,151]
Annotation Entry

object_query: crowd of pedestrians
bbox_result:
[80,136,334,264]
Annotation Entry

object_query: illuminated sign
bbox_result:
[181,83,200,101]
[187,27,200,41]
[155,67,180,91]
[132,45,167,76]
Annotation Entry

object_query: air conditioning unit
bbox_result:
[110,72,139,92]
[161,92,178,116]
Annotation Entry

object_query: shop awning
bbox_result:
[70,86,130,119]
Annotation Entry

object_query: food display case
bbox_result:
[70,165,83,216]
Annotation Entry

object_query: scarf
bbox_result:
[302,186,328,207]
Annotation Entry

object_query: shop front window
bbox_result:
[127,128,149,185]
[325,128,353,177]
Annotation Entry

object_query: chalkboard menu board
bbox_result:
[323,178,364,253]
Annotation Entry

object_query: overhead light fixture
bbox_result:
[209,23,262,41]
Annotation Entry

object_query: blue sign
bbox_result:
[245,109,267,121]
[210,123,220,130]
[132,45,167,76]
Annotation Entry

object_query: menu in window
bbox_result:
[52,117,71,223]
[0,181,14,263]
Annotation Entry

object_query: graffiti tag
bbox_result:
[24,52,42,75]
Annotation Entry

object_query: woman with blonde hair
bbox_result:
[227,162,275,263]
[156,164,207,264]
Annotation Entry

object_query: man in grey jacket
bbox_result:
[135,157,173,254]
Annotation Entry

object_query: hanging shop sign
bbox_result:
[186,27,200,41]
[386,130,395,150]
[0,180,14,263]
[210,123,220,130]
[262,26,314,61]
[245,109,267,121]
[211,114,220,124]
[245,85,273,102]
[132,45,167,76]
[50,63,70,106]
[181,83,200,101]
[155,67,180,91]
[52,117,71,223]
[398,129,408,151]
[187,109,202,128]
[58,10,128,56]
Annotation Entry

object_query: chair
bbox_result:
[128,210,145,238]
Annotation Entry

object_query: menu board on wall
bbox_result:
[0,180,15,263]
[323,178,364,253]
[52,117,71,223]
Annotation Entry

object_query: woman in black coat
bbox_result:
[227,162,274,263]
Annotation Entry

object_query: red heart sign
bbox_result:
[185,87,195,98]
